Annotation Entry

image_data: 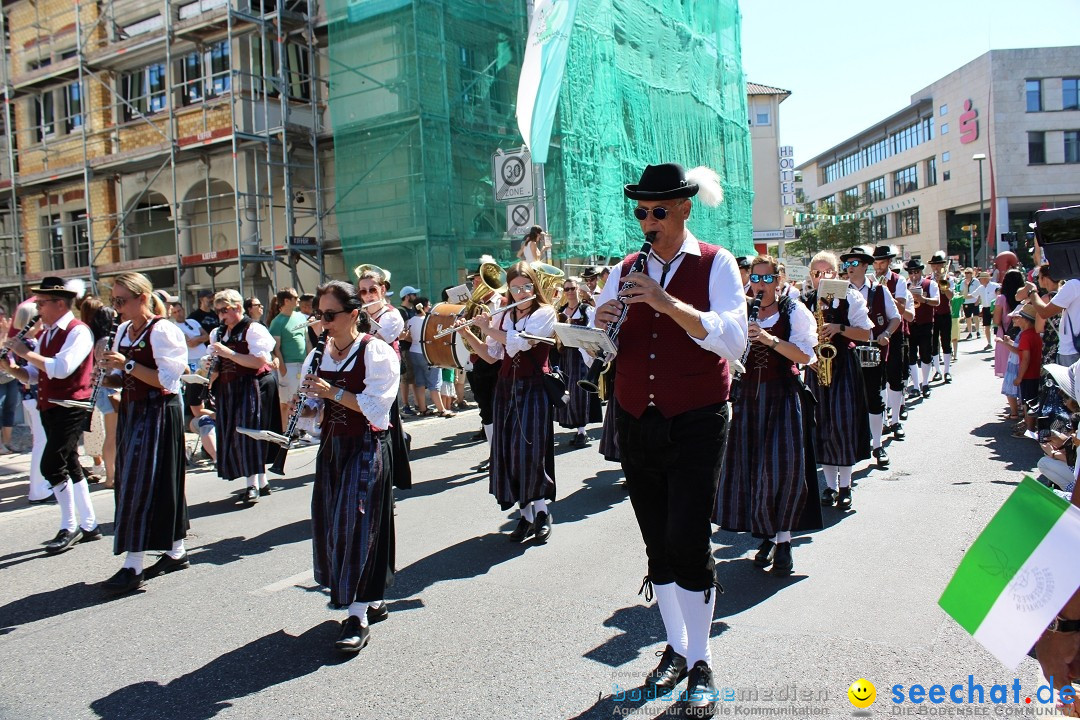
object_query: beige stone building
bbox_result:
[747,82,793,252]
[797,46,1080,265]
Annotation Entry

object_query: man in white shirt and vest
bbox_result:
[594,163,747,715]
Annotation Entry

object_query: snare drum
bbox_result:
[855,345,881,368]
[421,302,473,370]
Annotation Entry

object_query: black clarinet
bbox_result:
[76,314,121,412]
[729,291,764,403]
[269,329,328,476]
[579,231,656,393]
[1,314,40,378]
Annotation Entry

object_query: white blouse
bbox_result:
[486,304,557,359]
[301,334,400,431]
[369,304,405,346]
[111,318,188,394]
[212,320,276,362]
[812,287,875,330]
[757,300,818,362]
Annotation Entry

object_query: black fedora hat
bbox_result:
[736,255,754,270]
[624,163,699,201]
[872,244,898,260]
[840,245,875,264]
[905,258,925,272]
[928,250,948,265]
[580,266,600,279]
[30,276,77,298]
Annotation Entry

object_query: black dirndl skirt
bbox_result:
[214,375,265,480]
[555,348,602,429]
[258,372,282,464]
[311,430,394,607]
[490,374,556,511]
[598,364,620,462]
[805,347,871,466]
[114,392,188,554]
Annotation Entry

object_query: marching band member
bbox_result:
[98,273,189,592]
[595,163,746,711]
[714,255,820,577]
[300,281,400,652]
[464,259,504,459]
[803,252,873,510]
[8,277,100,553]
[906,258,940,399]
[843,246,901,469]
[872,246,911,439]
[5,303,49,502]
[556,276,601,448]
[928,251,955,383]
[459,262,557,544]
[208,289,276,502]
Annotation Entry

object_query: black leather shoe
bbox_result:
[891,422,905,440]
[931,371,942,382]
[102,567,144,593]
[770,542,793,577]
[80,525,103,543]
[569,434,590,449]
[944,373,952,384]
[144,552,190,579]
[531,511,552,543]
[471,428,487,442]
[259,485,272,497]
[644,645,688,697]
[899,406,908,421]
[45,528,83,555]
[334,615,369,653]
[28,495,57,505]
[685,661,718,714]
[836,487,853,510]
[820,488,837,506]
[244,486,259,503]
[921,384,931,399]
[508,517,532,542]
[873,447,890,468]
[752,539,775,568]
[366,602,389,625]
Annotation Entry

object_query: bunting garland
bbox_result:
[786,196,919,225]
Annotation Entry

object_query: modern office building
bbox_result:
[798,46,1080,264]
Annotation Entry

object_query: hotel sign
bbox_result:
[779,145,796,207]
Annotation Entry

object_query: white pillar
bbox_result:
[995,196,1010,256]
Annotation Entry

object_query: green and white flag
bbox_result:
[516,0,580,165]
[940,476,1080,669]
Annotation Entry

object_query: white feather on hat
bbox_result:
[686,166,723,208]
[64,278,87,300]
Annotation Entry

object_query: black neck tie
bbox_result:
[658,253,684,287]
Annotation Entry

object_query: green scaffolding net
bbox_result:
[326,0,752,293]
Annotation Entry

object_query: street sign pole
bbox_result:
[534,162,548,260]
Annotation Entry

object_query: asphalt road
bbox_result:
[0,335,1052,719]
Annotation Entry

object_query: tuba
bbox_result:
[529,261,564,304]
[466,261,507,318]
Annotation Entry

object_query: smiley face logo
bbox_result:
[848,679,876,708]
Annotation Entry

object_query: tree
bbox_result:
[787,193,870,258]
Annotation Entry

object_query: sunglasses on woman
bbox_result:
[508,284,535,296]
[749,273,777,284]
[315,309,350,322]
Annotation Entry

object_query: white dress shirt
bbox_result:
[593,231,749,365]
[113,319,188,394]
[301,334,400,431]
[40,310,93,380]
[850,277,900,323]
[486,305,557,359]
[212,320,276,362]
[972,282,1000,309]
[370,304,405,346]
[909,276,941,304]
[813,287,875,330]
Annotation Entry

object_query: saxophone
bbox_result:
[815,292,837,388]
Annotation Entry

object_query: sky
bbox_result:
[739,0,1080,165]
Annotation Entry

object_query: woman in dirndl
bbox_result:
[714,256,822,576]
[460,262,557,543]
[300,280,400,653]
[802,251,873,511]
[555,276,601,448]
[208,289,277,503]
[97,272,189,593]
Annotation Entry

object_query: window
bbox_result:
[755,111,770,125]
[180,41,231,106]
[33,91,55,141]
[71,211,89,267]
[1065,79,1079,111]
[820,115,933,184]
[866,177,886,203]
[926,157,937,187]
[896,208,920,237]
[1027,79,1042,112]
[252,38,311,102]
[1029,131,1046,164]
[63,82,84,133]
[121,63,167,121]
[940,104,948,115]
[1066,131,1080,164]
[44,215,64,270]
[893,164,917,196]
[842,186,859,204]
[942,170,951,181]
[942,151,950,162]
[870,216,887,241]
[940,123,949,135]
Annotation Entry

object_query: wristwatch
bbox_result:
[771,336,780,348]
[1048,614,1080,633]
[123,359,136,374]
[333,387,346,403]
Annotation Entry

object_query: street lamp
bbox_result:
[961,224,976,267]
[972,153,987,267]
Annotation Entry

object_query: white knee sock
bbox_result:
[933,355,940,373]
[775,530,792,543]
[520,504,535,523]
[257,473,268,489]
[652,582,688,657]
[53,481,77,532]
[676,586,715,668]
[944,353,952,374]
[532,498,548,516]
[483,424,493,445]
[920,363,931,386]
[348,601,370,627]
[822,465,838,491]
[908,366,919,389]
[577,426,586,435]
[869,413,883,449]
[887,389,904,421]
[71,479,96,531]
[124,551,145,573]
[246,475,258,488]
[839,466,853,488]
[167,539,186,560]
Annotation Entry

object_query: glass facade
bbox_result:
[893,164,917,196]
[821,115,933,185]
[866,176,885,203]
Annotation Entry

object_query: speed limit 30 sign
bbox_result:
[493,147,534,202]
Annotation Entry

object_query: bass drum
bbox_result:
[421,302,473,370]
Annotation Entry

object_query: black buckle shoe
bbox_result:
[752,539,775,568]
[45,528,83,555]
[899,406,908,421]
[921,385,931,399]
[102,567,145,593]
[645,645,688,696]
[820,488,837,506]
[144,552,190,579]
[259,485,272,497]
[508,517,532,542]
[770,542,793,577]
[244,486,259,503]
[873,447,890,468]
[531,511,552,543]
[367,601,389,625]
[569,434,590,449]
[836,487,853,510]
[471,428,487,442]
[944,373,952,384]
[334,615,370,653]
[891,423,905,440]
[685,661,718,714]
[80,525,103,543]
[931,371,942,382]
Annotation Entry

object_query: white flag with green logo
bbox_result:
[939,476,1080,669]
[516,0,580,165]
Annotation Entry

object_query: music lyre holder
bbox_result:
[52,399,94,410]
[236,427,292,447]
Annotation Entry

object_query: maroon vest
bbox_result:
[37,317,94,411]
[747,299,799,384]
[615,242,731,419]
[217,318,270,382]
[913,277,935,325]
[933,276,952,316]
[318,335,376,437]
[119,318,174,404]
